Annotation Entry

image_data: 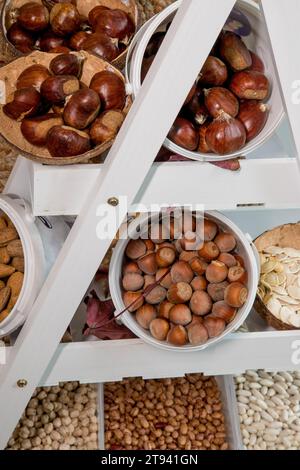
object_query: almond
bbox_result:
[0,247,10,264]
[0,280,5,290]
[7,294,18,310]
[0,286,11,311]
[7,240,23,257]
[7,272,24,297]
[0,227,18,247]
[0,217,7,229]
[0,308,11,323]
[0,264,15,278]
[11,257,25,273]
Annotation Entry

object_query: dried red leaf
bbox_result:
[210,158,241,171]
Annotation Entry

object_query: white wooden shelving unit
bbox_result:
[1,0,300,450]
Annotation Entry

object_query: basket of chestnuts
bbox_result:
[2,0,140,69]
[0,50,131,164]
[126,0,284,161]
[109,210,259,351]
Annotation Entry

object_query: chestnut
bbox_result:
[156,246,176,268]
[214,232,236,253]
[123,291,143,312]
[224,282,248,308]
[158,300,174,320]
[16,65,51,92]
[150,318,170,341]
[125,240,146,260]
[3,87,41,121]
[198,241,219,261]
[41,75,80,104]
[191,276,207,291]
[136,304,156,329]
[69,31,90,50]
[122,273,144,292]
[199,56,228,86]
[167,282,193,304]
[90,110,124,145]
[190,290,212,316]
[38,30,67,51]
[50,3,81,36]
[63,88,100,129]
[187,323,208,346]
[168,117,199,151]
[94,9,135,42]
[141,56,155,82]
[228,266,247,284]
[203,317,226,338]
[7,23,35,53]
[137,253,157,275]
[167,325,188,346]
[122,261,142,275]
[202,219,218,242]
[16,2,49,32]
[82,33,119,62]
[230,71,270,101]
[21,113,63,146]
[169,304,192,326]
[155,268,172,289]
[207,281,229,302]
[249,51,265,73]
[88,6,109,29]
[144,31,165,58]
[46,125,91,158]
[89,71,126,111]
[219,32,252,71]
[238,100,269,142]
[218,253,237,268]
[189,257,208,276]
[198,123,211,153]
[206,261,228,283]
[171,261,194,284]
[145,285,166,305]
[50,46,71,53]
[186,89,209,126]
[184,83,197,105]
[205,115,246,155]
[211,301,236,323]
[204,87,239,118]
[50,53,83,77]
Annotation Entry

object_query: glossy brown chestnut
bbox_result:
[167,282,193,304]
[205,115,246,155]
[144,31,165,58]
[63,88,100,129]
[21,113,63,146]
[168,117,199,151]
[191,276,207,291]
[186,89,209,126]
[206,261,228,283]
[89,71,126,111]
[125,239,146,260]
[150,318,170,341]
[189,290,212,316]
[158,300,173,320]
[69,31,90,50]
[203,316,226,338]
[199,56,228,86]
[38,30,67,51]
[211,301,237,323]
[207,281,229,302]
[46,125,91,158]
[90,110,124,145]
[123,291,143,313]
[184,83,197,106]
[198,241,220,261]
[171,261,194,284]
[94,9,135,42]
[41,75,80,104]
[167,325,188,346]
[230,71,270,100]
[50,3,81,36]
[16,2,49,32]
[224,282,248,308]
[3,87,41,121]
[187,323,208,346]
[249,51,265,73]
[238,100,269,142]
[16,64,51,91]
[219,32,252,71]
[50,53,83,77]
[7,23,35,52]
[82,33,119,62]
[122,272,144,292]
[137,253,157,275]
[49,46,71,53]
[169,304,192,326]
[141,56,155,82]
[88,6,109,28]
[214,232,236,253]
[136,304,156,329]
[204,87,239,118]
[198,123,211,153]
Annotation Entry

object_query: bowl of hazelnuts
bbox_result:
[109,210,259,351]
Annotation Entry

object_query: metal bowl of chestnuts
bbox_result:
[109,210,259,351]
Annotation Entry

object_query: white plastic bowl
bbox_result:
[109,210,259,352]
[125,0,284,162]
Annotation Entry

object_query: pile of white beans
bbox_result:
[235,370,300,450]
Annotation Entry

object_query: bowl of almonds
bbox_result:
[255,223,300,330]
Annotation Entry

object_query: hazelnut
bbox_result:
[125,240,146,260]
[137,253,157,275]
[155,268,172,289]
[203,317,226,338]
[167,282,193,304]
[190,257,208,276]
[227,266,247,284]
[122,273,144,292]
[187,323,209,346]
[169,304,192,326]
[224,282,248,308]
[191,276,207,291]
[144,240,155,252]
[206,261,228,283]
[145,286,166,305]
[150,318,170,341]
[198,242,220,261]
[144,275,155,289]
[167,325,188,346]
[123,291,143,312]
[200,219,218,241]
[158,300,174,320]
[180,232,198,251]
[122,261,142,275]
[207,281,229,302]
[179,251,198,262]
[187,315,204,329]
[156,247,176,268]
[136,305,157,330]
[190,291,212,316]
[211,301,236,323]
[218,253,237,268]
[234,254,245,268]
[171,261,194,284]
[149,224,168,244]
[214,233,236,253]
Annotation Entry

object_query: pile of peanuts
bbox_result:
[7,382,98,450]
[104,374,229,450]
[236,370,300,450]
